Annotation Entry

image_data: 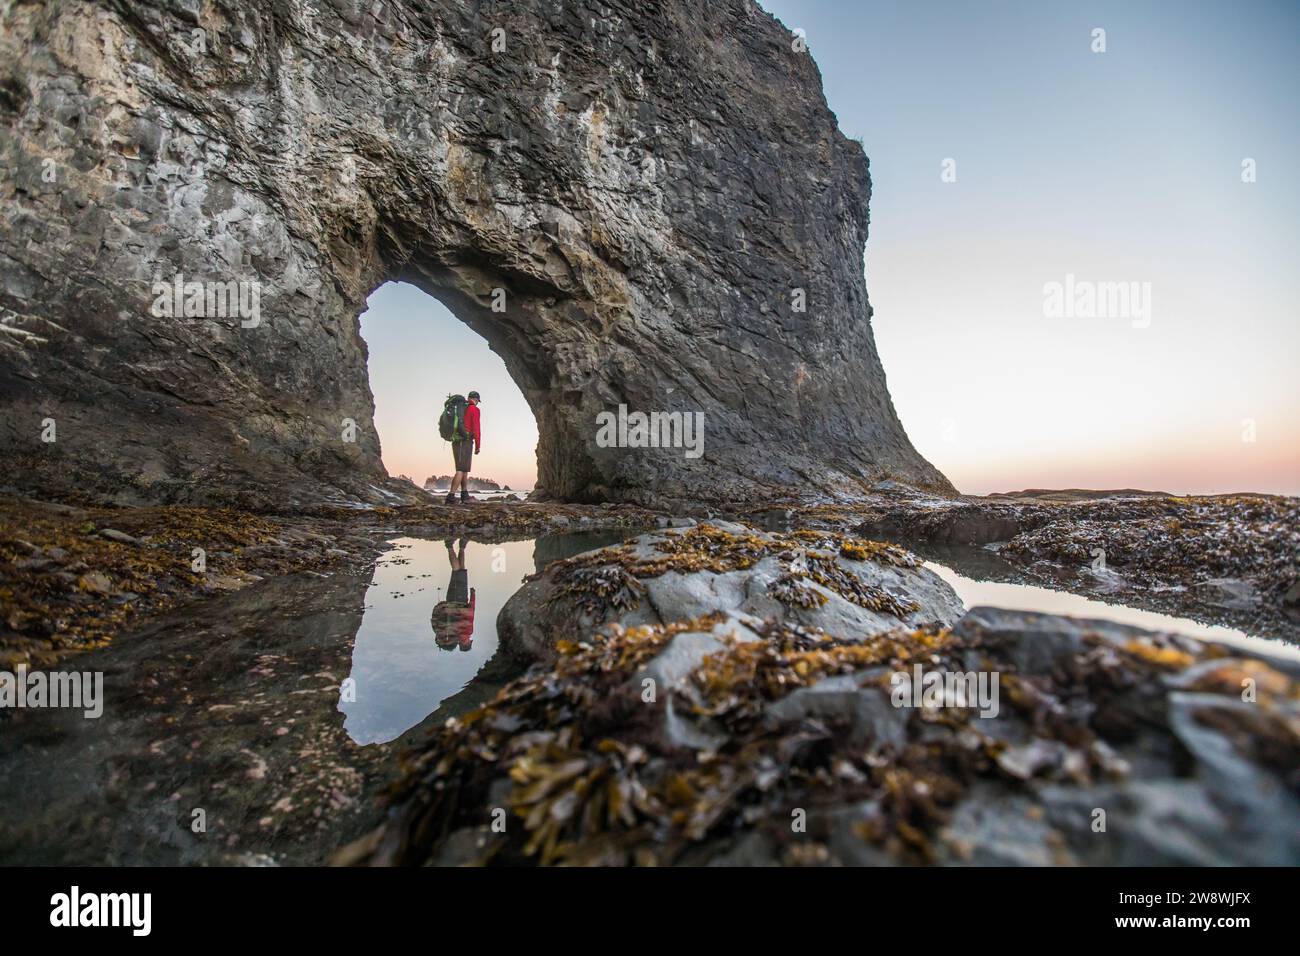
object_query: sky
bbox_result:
[362,0,1299,496]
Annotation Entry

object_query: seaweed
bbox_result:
[343,594,1300,867]
[538,523,925,620]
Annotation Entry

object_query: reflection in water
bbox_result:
[0,530,636,865]
[0,569,379,866]
[340,530,633,745]
[340,538,520,745]
[431,539,476,652]
[925,558,1300,662]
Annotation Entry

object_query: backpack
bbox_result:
[439,394,468,441]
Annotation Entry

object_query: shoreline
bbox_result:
[3,488,1296,668]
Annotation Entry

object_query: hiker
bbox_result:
[431,537,475,651]
[438,390,482,504]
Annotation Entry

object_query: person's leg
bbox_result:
[450,441,471,502]
[452,439,473,502]
[446,450,461,502]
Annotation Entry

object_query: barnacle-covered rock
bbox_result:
[496,522,964,661]
[338,606,1300,867]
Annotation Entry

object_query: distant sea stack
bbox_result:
[0,0,951,507]
[424,476,503,492]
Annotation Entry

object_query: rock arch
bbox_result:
[0,0,950,507]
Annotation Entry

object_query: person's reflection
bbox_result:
[431,538,475,651]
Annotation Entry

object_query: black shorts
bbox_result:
[452,439,473,472]
[446,568,469,604]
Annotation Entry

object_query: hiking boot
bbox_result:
[460,489,470,503]
[444,493,456,505]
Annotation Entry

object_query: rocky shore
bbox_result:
[340,521,1300,866]
[5,488,1294,667]
[422,477,508,492]
[731,490,1300,642]
[0,494,660,668]
[4,489,1296,867]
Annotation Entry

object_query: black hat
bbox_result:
[468,390,481,401]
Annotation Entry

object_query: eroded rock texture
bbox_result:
[1,0,950,507]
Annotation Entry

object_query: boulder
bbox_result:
[344,603,1300,866]
[497,522,965,661]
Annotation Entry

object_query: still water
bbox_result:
[925,560,1300,662]
[340,531,632,744]
[340,532,1299,746]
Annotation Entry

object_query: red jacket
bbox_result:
[463,402,481,444]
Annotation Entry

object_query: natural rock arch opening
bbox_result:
[359,281,539,494]
[360,263,612,504]
[0,0,951,509]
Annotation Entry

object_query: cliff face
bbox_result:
[0,0,951,507]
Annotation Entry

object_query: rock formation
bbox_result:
[346,529,1300,866]
[423,475,501,492]
[499,521,964,661]
[0,0,950,507]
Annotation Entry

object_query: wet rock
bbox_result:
[764,672,908,751]
[77,572,114,595]
[0,0,949,508]
[0,497,391,665]
[99,529,142,546]
[838,492,1300,641]
[0,570,393,866]
[636,630,727,694]
[656,516,698,529]
[498,522,964,660]
[948,605,1189,675]
[937,789,1067,866]
[1190,577,1258,609]
[349,604,1300,867]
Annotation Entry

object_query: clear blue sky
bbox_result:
[363,0,1299,495]
[762,0,1300,494]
